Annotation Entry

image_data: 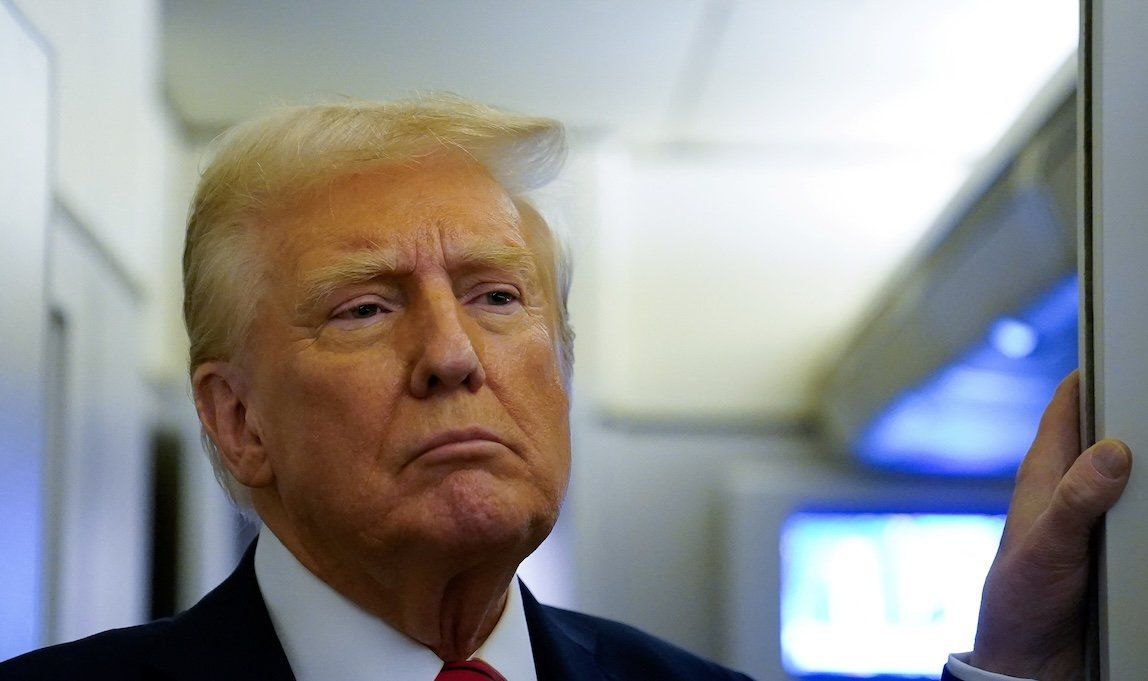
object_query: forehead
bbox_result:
[268,154,530,269]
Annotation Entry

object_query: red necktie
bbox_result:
[435,659,507,681]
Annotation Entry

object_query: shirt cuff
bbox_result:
[945,652,1038,681]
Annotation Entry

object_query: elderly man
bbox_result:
[0,98,1132,681]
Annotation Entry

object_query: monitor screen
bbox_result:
[780,511,1005,679]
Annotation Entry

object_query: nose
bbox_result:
[408,290,486,398]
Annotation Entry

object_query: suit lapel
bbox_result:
[147,540,296,680]
[520,582,612,681]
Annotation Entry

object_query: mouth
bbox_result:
[411,427,512,467]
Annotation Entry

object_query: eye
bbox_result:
[345,303,384,319]
[329,296,395,328]
[485,290,517,306]
[466,285,522,314]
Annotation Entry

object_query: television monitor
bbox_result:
[780,511,1005,680]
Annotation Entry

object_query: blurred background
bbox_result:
[1,1,1084,678]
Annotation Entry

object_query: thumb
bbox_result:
[1043,439,1132,542]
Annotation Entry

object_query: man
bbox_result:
[0,97,1132,680]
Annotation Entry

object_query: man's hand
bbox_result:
[970,372,1132,680]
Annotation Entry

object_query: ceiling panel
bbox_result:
[689,0,1077,155]
[164,0,707,132]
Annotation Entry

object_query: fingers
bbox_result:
[973,438,1132,680]
[969,370,1133,681]
[1004,373,1085,541]
[1031,371,1083,473]
[1041,438,1132,545]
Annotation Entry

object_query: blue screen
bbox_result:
[780,511,1005,679]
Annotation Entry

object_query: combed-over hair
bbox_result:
[183,95,572,511]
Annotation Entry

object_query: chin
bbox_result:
[422,469,558,557]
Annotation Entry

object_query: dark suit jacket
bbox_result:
[0,544,752,680]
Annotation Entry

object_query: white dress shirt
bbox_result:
[947,652,1037,681]
[254,527,538,680]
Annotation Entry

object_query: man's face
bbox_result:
[237,154,571,571]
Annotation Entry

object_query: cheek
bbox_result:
[259,348,407,465]
[493,325,571,476]
[492,323,567,406]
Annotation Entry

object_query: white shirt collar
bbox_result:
[254,526,538,681]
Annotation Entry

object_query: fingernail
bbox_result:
[1092,441,1131,480]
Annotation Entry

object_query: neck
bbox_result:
[259,513,523,661]
[391,566,515,661]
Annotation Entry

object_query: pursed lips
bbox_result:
[409,426,512,467]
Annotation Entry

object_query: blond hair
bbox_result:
[183,95,572,510]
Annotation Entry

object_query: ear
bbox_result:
[192,361,274,489]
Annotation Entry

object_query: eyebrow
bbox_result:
[297,249,402,314]
[296,242,539,314]
[451,242,539,283]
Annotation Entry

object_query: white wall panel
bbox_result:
[13,0,168,287]
[0,0,50,660]
[46,211,150,643]
[1086,0,1148,677]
